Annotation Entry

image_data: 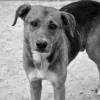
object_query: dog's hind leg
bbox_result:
[86,45,100,95]
[86,51,100,95]
[86,21,100,95]
[86,35,100,95]
[95,65,100,95]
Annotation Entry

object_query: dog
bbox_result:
[12,4,73,100]
[12,0,100,100]
[60,0,100,95]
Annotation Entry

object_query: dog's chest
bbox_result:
[28,51,58,83]
[28,68,58,83]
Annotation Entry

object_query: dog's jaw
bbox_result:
[29,51,51,81]
[32,51,50,67]
[32,51,41,63]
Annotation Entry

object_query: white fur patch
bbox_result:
[32,51,41,62]
[28,70,44,82]
[97,89,100,95]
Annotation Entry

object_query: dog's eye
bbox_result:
[49,24,57,30]
[31,21,38,27]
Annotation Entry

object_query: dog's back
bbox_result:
[60,0,100,51]
[60,1,100,95]
[60,0,100,26]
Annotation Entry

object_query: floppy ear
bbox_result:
[61,11,76,37]
[12,4,31,26]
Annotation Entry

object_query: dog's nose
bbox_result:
[36,40,48,52]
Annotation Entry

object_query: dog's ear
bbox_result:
[12,4,31,26]
[61,11,76,37]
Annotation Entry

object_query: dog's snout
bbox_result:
[36,40,48,52]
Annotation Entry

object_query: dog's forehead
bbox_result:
[27,5,61,21]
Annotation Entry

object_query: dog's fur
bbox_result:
[12,0,100,100]
[60,0,100,95]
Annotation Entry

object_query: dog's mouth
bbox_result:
[32,49,51,63]
[32,50,50,72]
[36,48,48,53]
[32,43,53,68]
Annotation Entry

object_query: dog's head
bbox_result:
[13,4,76,67]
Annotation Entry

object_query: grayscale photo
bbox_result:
[0,0,100,100]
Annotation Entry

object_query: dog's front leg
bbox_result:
[30,80,42,100]
[53,83,65,100]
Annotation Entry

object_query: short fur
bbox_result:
[13,4,74,100]
[60,0,100,95]
[12,0,100,100]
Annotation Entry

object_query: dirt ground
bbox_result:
[0,1,100,100]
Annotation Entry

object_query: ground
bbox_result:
[0,1,100,100]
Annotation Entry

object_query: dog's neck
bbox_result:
[47,33,69,70]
